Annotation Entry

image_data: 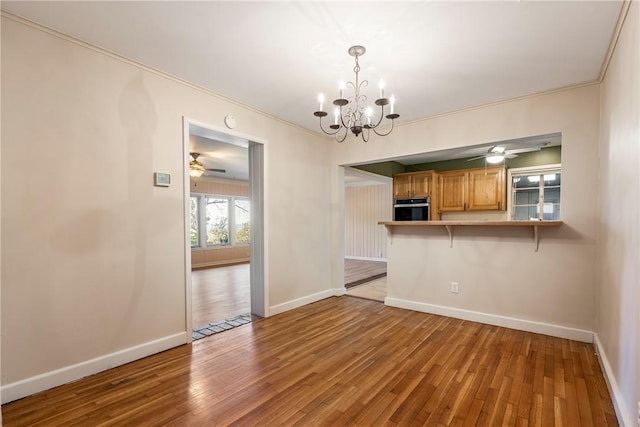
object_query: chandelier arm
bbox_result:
[318,116,340,136]
[372,118,396,137]
[339,105,350,129]
[368,104,386,129]
[361,127,370,143]
[335,126,349,143]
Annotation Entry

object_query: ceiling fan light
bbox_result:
[189,160,205,178]
[486,154,504,164]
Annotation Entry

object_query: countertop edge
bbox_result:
[378,220,564,227]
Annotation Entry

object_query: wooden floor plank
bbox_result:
[2,297,618,426]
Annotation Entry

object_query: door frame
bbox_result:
[182,116,268,340]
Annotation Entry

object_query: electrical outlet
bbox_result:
[451,282,459,294]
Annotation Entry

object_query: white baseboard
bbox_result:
[333,287,347,296]
[384,297,594,343]
[345,256,387,262]
[1,332,188,404]
[269,289,337,316]
[593,333,634,427]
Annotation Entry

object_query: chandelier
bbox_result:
[314,45,399,143]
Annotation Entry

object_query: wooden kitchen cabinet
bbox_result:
[393,171,436,199]
[438,166,506,212]
[438,171,467,211]
[393,174,413,198]
[467,167,506,211]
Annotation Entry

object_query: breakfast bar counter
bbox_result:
[378,220,563,251]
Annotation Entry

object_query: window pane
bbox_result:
[513,176,540,189]
[206,197,229,245]
[514,189,539,205]
[235,199,251,244]
[543,186,561,220]
[190,197,199,247]
[513,206,539,221]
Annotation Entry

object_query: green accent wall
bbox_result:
[352,161,406,177]
[351,146,561,178]
[404,146,562,173]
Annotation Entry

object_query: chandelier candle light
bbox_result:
[314,45,399,142]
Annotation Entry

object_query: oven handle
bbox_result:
[394,203,430,208]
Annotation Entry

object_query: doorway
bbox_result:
[343,167,391,302]
[183,117,266,341]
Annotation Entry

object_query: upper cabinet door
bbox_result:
[438,171,467,211]
[393,174,413,198]
[411,172,433,198]
[467,167,506,211]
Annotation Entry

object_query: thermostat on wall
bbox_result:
[154,172,171,187]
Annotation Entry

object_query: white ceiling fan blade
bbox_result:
[467,155,487,161]
[507,147,541,154]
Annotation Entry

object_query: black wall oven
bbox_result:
[394,197,431,221]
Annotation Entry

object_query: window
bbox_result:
[206,197,229,245]
[235,199,251,244]
[190,196,199,247]
[190,194,250,248]
[509,165,561,221]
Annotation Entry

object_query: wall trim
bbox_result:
[593,334,633,427]
[269,290,338,316]
[1,332,187,404]
[385,297,594,343]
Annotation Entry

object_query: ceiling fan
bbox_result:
[467,145,540,164]
[189,152,226,178]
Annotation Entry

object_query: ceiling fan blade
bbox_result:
[467,155,487,161]
[504,153,518,159]
[205,168,226,173]
[507,147,540,154]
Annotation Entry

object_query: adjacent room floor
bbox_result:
[344,258,387,302]
[344,258,387,288]
[191,263,250,329]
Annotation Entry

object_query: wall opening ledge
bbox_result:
[378,220,563,252]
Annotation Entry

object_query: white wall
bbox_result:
[345,183,391,260]
[331,84,600,334]
[1,15,332,401]
[597,2,640,425]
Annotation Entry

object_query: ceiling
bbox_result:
[392,132,561,165]
[189,124,249,181]
[1,1,622,180]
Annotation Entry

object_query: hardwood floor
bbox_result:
[2,297,617,426]
[191,263,250,328]
[344,258,386,288]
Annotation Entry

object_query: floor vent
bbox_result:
[191,313,261,341]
